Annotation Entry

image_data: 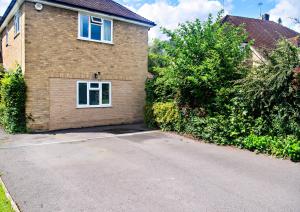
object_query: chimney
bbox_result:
[262,14,270,21]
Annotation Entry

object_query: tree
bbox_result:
[237,40,300,137]
[238,40,300,114]
[149,11,251,112]
[148,38,169,74]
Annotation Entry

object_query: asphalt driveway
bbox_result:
[0,124,299,212]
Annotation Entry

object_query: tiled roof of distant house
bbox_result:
[222,15,299,50]
[0,0,155,27]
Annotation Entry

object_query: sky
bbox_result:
[1,0,299,40]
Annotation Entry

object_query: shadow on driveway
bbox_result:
[40,123,153,135]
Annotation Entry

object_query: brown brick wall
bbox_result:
[23,2,148,130]
[1,4,25,71]
[49,78,143,130]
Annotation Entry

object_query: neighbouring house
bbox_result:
[0,0,155,131]
[222,14,300,65]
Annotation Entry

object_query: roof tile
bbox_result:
[222,15,299,50]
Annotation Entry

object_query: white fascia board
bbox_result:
[27,0,154,28]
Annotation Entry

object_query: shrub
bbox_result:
[287,141,300,162]
[145,78,157,104]
[0,65,4,77]
[243,134,272,153]
[0,66,27,133]
[152,102,180,131]
[243,135,300,161]
[144,103,157,128]
[270,106,300,138]
[271,136,300,161]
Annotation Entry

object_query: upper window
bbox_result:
[79,14,113,43]
[5,29,8,46]
[14,12,20,36]
[77,81,111,108]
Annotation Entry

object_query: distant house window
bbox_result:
[240,42,247,51]
[77,81,111,108]
[79,14,113,43]
[14,12,20,36]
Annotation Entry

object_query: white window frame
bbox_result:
[78,13,113,44]
[77,81,112,108]
[14,11,20,36]
[91,16,103,24]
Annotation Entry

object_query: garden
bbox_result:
[145,12,300,161]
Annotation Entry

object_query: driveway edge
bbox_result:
[0,177,20,212]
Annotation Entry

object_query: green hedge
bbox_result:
[147,101,300,162]
[0,66,27,133]
[243,135,300,162]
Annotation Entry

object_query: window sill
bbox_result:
[77,37,113,45]
[76,105,112,109]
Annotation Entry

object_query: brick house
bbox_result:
[222,14,299,65]
[0,0,155,131]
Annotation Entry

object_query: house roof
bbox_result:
[0,0,155,27]
[222,15,299,50]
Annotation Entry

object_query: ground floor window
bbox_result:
[77,81,111,108]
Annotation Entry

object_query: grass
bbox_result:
[0,181,14,212]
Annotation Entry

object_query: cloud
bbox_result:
[129,0,232,40]
[0,0,11,16]
[268,0,300,32]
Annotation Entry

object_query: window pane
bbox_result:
[104,20,112,41]
[6,30,8,45]
[91,24,101,40]
[90,83,99,88]
[102,83,110,105]
[89,90,99,105]
[80,15,89,38]
[78,83,87,105]
[91,17,102,24]
[14,14,20,34]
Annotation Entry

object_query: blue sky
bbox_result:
[1,0,299,39]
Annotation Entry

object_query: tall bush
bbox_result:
[148,11,251,113]
[238,40,300,138]
[0,66,27,133]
